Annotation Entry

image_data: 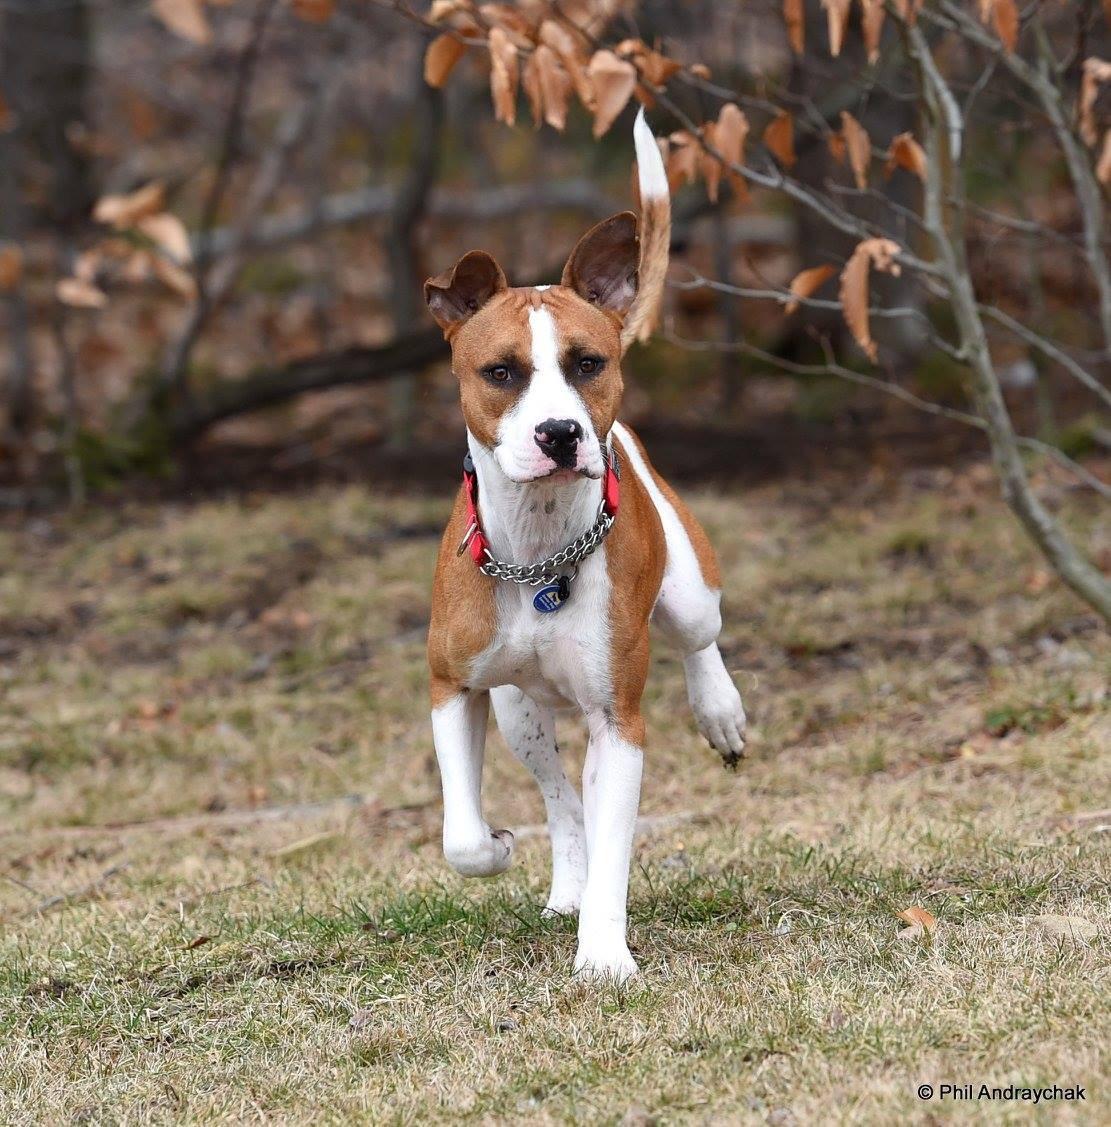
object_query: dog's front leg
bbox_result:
[574,710,643,983]
[432,689,514,877]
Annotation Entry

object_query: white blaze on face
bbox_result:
[493,304,603,482]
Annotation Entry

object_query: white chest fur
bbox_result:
[464,433,614,713]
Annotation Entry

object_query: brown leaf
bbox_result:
[860,0,885,64]
[701,121,723,204]
[714,102,750,200]
[763,112,796,168]
[93,181,166,229]
[138,212,192,264]
[1079,59,1111,147]
[991,0,1019,52]
[153,254,198,299]
[785,264,836,315]
[292,0,333,22]
[840,111,871,190]
[896,905,937,932]
[827,131,847,164]
[0,243,24,293]
[839,237,902,362]
[479,3,534,47]
[56,277,108,309]
[890,0,922,24]
[587,50,636,138]
[185,934,212,950]
[539,20,593,110]
[151,0,212,46]
[822,0,852,57]
[665,130,700,192]
[885,132,928,181]
[529,45,573,131]
[1098,131,1111,187]
[689,62,712,80]
[488,26,519,127]
[428,0,473,23]
[784,0,805,54]
[424,33,466,88]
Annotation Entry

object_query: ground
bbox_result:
[0,461,1108,1124]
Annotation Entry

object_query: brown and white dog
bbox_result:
[424,111,745,982]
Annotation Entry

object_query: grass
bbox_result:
[0,465,1108,1124]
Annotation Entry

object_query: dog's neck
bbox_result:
[466,430,603,564]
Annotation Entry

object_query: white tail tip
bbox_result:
[633,107,668,201]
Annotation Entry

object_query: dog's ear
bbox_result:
[560,211,639,316]
[424,251,507,336]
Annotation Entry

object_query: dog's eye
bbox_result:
[487,365,511,383]
[577,357,603,376]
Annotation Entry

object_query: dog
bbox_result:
[423,110,746,982]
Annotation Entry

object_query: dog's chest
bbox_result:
[467,550,613,711]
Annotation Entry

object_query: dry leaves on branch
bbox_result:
[822,0,852,57]
[0,243,24,293]
[614,38,682,89]
[488,26,519,126]
[839,237,902,362]
[292,0,334,21]
[428,0,474,23]
[138,213,192,265]
[539,20,593,109]
[840,111,871,190]
[885,132,927,181]
[151,0,212,46]
[587,50,636,138]
[785,264,836,315]
[860,0,885,64]
[890,0,922,25]
[524,45,573,130]
[763,112,796,168]
[1079,58,1111,147]
[93,182,167,228]
[424,33,467,88]
[57,277,109,309]
[664,130,699,192]
[784,0,805,54]
[979,0,1019,53]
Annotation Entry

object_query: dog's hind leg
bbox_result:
[492,685,587,914]
[613,422,746,764]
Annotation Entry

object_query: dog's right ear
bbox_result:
[424,251,508,336]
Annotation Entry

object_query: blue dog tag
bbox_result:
[533,582,567,614]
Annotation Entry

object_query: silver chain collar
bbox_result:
[469,445,620,588]
[478,504,615,587]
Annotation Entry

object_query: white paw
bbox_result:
[691,676,747,764]
[573,943,639,983]
[443,827,514,877]
[541,895,581,919]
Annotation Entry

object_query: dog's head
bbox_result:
[424,213,639,484]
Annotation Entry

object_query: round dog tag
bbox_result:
[533,582,566,614]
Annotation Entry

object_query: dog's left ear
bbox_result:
[561,211,639,317]
[424,250,508,336]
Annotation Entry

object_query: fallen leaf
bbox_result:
[56,277,108,309]
[1030,914,1099,941]
[151,0,212,45]
[0,243,23,293]
[839,237,901,362]
[840,111,871,189]
[885,131,928,181]
[185,934,213,950]
[897,906,937,931]
[763,111,796,168]
[488,26,519,126]
[784,0,805,54]
[822,0,852,57]
[424,33,466,88]
[587,49,636,138]
[93,181,166,228]
[785,264,836,315]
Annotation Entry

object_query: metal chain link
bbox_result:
[479,504,616,587]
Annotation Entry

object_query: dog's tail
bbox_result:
[621,108,671,355]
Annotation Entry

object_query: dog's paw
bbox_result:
[573,943,639,984]
[690,675,746,766]
[444,827,514,877]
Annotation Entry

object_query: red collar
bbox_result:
[459,446,621,566]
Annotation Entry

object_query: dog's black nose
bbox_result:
[534,418,582,466]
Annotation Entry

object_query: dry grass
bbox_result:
[1,462,1108,1124]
